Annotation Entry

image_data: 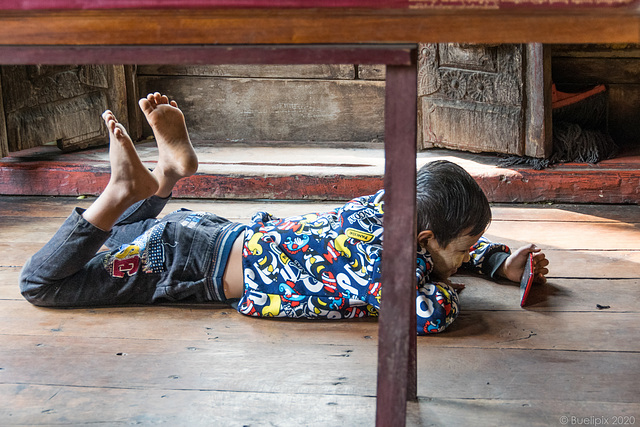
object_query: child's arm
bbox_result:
[496,244,549,285]
[463,237,549,285]
[462,237,511,279]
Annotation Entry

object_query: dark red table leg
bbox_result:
[376,63,418,426]
[0,41,419,424]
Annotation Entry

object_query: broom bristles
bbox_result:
[552,90,608,130]
[498,85,617,169]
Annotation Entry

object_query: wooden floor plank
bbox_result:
[405,398,640,427]
[3,207,638,251]
[2,300,638,352]
[3,265,639,309]
[490,204,640,223]
[0,384,378,427]
[0,268,22,300]
[1,335,638,404]
[433,311,640,352]
[2,196,639,223]
[457,276,640,312]
[0,301,380,346]
[541,250,640,279]
[0,196,339,219]
[1,197,639,425]
[0,245,41,268]
[2,383,637,427]
[486,221,640,251]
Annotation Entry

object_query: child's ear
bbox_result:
[417,230,434,249]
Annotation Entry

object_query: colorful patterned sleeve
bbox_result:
[337,190,385,247]
[462,236,511,278]
[415,280,460,335]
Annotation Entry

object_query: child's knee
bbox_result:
[19,260,56,307]
[19,279,47,306]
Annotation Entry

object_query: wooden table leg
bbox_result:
[376,63,418,426]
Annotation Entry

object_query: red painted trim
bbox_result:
[1,161,638,203]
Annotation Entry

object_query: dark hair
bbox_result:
[416,160,491,247]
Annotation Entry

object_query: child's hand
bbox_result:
[498,244,549,285]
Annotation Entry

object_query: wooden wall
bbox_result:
[136,64,386,144]
[136,45,639,151]
[1,46,636,156]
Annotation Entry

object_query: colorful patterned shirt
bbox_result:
[238,190,510,335]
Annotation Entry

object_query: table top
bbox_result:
[1,0,637,9]
[0,1,638,45]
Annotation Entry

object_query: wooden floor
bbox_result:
[0,196,639,426]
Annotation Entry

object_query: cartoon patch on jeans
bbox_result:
[180,212,206,229]
[104,222,167,278]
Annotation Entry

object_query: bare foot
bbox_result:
[139,92,198,197]
[82,111,158,231]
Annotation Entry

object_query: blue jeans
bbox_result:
[20,195,246,307]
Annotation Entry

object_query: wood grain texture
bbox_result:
[1,197,639,425]
[2,300,639,351]
[376,64,418,424]
[1,323,638,402]
[2,196,638,222]
[1,0,638,10]
[0,44,416,65]
[419,44,529,156]
[137,76,385,143]
[0,79,7,158]
[485,220,640,250]
[1,65,128,152]
[0,9,637,46]
[552,56,640,85]
[1,383,638,427]
[524,43,552,158]
[138,64,356,79]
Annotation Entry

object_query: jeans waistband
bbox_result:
[208,222,247,302]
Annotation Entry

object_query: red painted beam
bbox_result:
[1,160,638,203]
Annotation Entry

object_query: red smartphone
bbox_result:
[520,252,535,307]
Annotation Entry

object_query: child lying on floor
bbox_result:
[20,93,549,335]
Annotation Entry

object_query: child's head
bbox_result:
[415,160,492,279]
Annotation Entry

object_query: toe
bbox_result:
[146,93,157,108]
[113,123,129,139]
[139,98,154,115]
[102,110,116,122]
[106,118,117,134]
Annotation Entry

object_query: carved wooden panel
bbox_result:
[419,43,527,155]
[0,73,7,158]
[1,65,128,154]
